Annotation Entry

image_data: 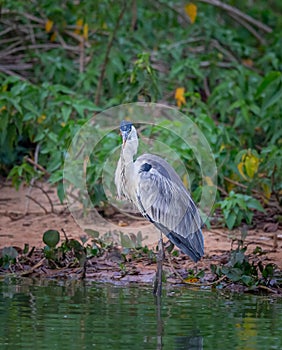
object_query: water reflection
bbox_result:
[155,294,203,350]
[0,279,281,350]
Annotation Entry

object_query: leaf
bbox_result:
[183,277,199,283]
[175,87,186,107]
[50,32,57,42]
[237,162,247,180]
[185,3,197,24]
[226,211,237,230]
[244,153,260,179]
[37,114,46,124]
[84,229,100,238]
[75,19,83,34]
[261,183,271,200]
[241,275,253,286]
[182,173,189,189]
[255,71,281,97]
[43,230,60,248]
[57,181,65,203]
[204,176,214,186]
[246,198,265,212]
[83,23,89,40]
[262,87,282,111]
[45,19,54,33]
[242,58,253,67]
[1,246,18,259]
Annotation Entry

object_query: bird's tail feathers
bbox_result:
[167,229,204,262]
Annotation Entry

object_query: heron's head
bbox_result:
[120,120,137,147]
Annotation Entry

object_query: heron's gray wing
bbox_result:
[135,158,204,262]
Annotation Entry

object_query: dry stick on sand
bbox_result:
[18,258,45,276]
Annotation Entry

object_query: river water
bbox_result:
[0,278,281,349]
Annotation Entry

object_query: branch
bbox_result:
[25,194,49,214]
[228,12,266,45]
[25,157,50,176]
[197,0,272,33]
[33,184,55,213]
[95,2,127,105]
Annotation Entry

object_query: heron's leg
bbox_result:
[153,232,165,296]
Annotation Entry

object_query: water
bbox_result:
[0,279,281,350]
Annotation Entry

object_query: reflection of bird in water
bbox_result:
[115,121,204,295]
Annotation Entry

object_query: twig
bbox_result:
[0,66,26,80]
[111,203,145,221]
[79,40,85,73]
[18,258,45,276]
[211,39,239,62]
[32,184,54,213]
[1,10,45,24]
[131,0,137,31]
[257,285,277,294]
[61,228,69,242]
[154,1,190,25]
[228,12,266,45]
[217,185,228,196]
[25,194,49,214]
[0,43,79,58]
[197,0,272,33]
[95,2,127,105]
[25,156,50,176]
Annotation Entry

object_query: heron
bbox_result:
[115,120,204,295]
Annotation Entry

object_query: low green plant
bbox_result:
[219,191,265,229]
[211,231,277,289]
[0,247,19,269]
[42,229,88,268]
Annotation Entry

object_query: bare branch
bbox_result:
[25,194,49,214]
[197,0,272,33]
[228,12,266,45]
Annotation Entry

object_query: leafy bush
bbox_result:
[0,0,281,230]
[219,191,265,230]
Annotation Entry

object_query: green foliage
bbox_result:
[0,247,19,269]
[219,191,265,229]
[0,0,281,229]
[211,234,277,289]
[43,230,60,248]
[42,230,88,268]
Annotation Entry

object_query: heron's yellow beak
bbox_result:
[121,130,128,147]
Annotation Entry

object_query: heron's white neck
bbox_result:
[121,127,138,164]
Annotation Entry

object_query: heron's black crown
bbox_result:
[139,162,152,173]
[120,120,132,133]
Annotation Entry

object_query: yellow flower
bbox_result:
[175,87,186,107]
